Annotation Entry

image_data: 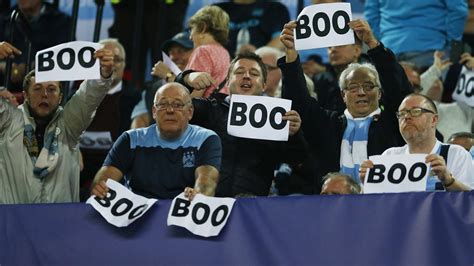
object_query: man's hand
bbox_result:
[94,48,114,79]
[359,159,374,184]
[280,21,298,63]
[0,41,21,60]
[425,154,451,183]
[91,180,109,199]
[151,61,173,80]
[433,51,451,72]
[184,187,199,201]
[348,19,379,49]
[184,72,216,91]
[283,110,301,136]
[460,52,474,70]
[0,89,19,107]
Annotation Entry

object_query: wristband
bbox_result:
[444,175,455,188]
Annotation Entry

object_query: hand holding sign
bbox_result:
[363,154,430,194]
[94,47,114,79]
[167,193,236,237]
[283,110,301,136]
[228,95,292,141]
[347,19,379,49]
[87,179,158,227]
[425,153,450,184]
[294,3,354,50]
[280,21,298,63]
[460,53,474,70]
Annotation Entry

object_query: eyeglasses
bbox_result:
[344,83,378,93]
[396,107,436,120]
[154,101,190,111]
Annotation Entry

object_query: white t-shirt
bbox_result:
[382,140,473,190]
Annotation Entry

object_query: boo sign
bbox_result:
[452,66,474,107]
[35,41,101,82]
[167,193,236,237]
[294,3,354,50]
[227,95,292,141]
[363,154,430,194]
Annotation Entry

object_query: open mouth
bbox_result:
[39,102,49,108]
[355,100,368,105]
[240,83,252,92]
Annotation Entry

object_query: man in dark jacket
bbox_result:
[176,52,309,197]
[279,19,413,183]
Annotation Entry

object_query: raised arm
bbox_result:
[62,48,114,143]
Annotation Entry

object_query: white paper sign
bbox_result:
[294,3,354,50]
[35,41,101,82]
[363,154,429,194]
[162,51,182,76]
[452,66,474,107]
[86,179,158,227]
[167,193,236,237]
[79,131,113,150]
[227,95,291,141]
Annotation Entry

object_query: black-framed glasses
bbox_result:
[344,83,378,93]
[154,101,190,111]
[396,107,436,119]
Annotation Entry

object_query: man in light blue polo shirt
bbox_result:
[91,82,221,200]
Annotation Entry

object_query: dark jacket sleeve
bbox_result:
[278,55,339,146]
[368,43,414,115]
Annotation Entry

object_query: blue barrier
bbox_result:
[1,191,473,265]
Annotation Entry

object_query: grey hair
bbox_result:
[338,62,381,91]
[255,46,285,59]
[322,172,362,194]
[99,38,126,60]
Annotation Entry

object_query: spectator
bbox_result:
[185,5,231,99]
[360,93,473,191]
[279,20,412,182]
[255,46,284,97]
[130,31,194,129]
[0,48,114,204]
[448,132,474,152]
[313,37,363,113]
[365,0,468,69]
[320,172,361,195]
[176,52,309,197]
[79,39,141,201]
[214,0,290,56]
[0,0,74,92]
[91,83,221,201]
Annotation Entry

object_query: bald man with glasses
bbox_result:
[360,93,473,191]
[91,83,222,201]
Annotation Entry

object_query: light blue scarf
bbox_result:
[340,108,381,183]
[22,107,60,179]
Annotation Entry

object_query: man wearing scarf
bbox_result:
[279,19,413,184]
[0,48,114,204]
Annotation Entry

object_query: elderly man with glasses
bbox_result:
[91,82,222,201]
[279,19,413,184]
[360,94,473,191]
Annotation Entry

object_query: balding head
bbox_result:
[152,83,193,140]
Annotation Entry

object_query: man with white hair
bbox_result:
[279,19,413,183]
